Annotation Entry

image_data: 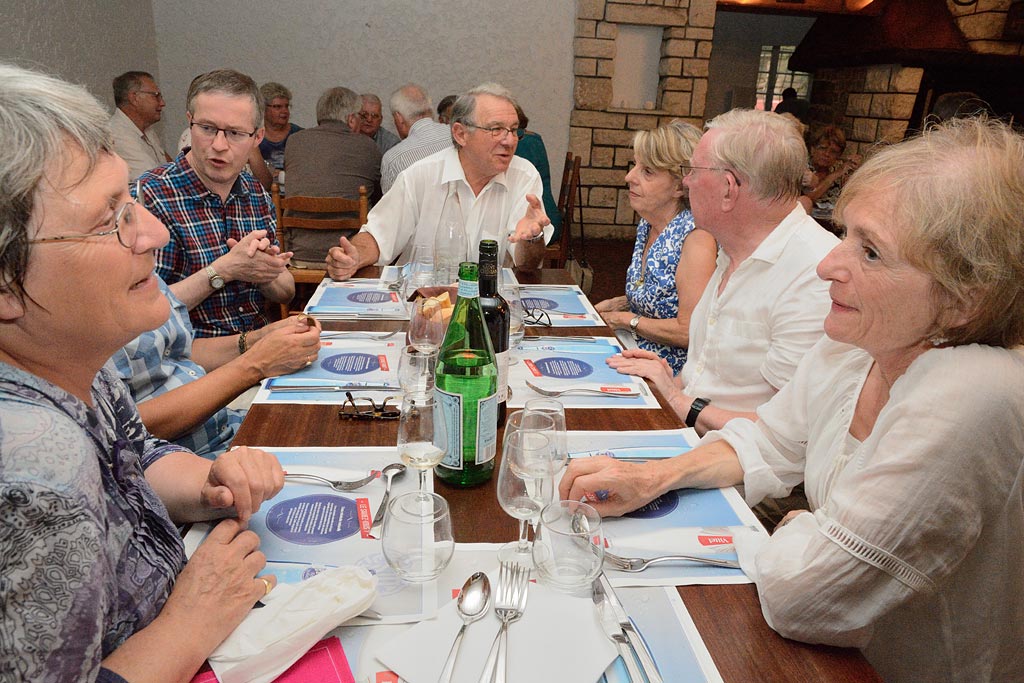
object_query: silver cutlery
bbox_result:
[524,335,600,343]
[283,470,378,492]
[320,330,401,340]
[370,462,406,529]
[267,383,398,393]
[525,380,640,398]
[438,572,491,683]
[603,548,740,571]
[479,562,530,683]
[593,577,646,683]
[596,573,663,683]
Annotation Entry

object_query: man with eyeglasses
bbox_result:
[326,82,552,280]
[136,69,295,338]
[359,93,400,155]
[109,70,171,180]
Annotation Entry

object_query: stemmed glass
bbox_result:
[398,345,437,396]
[397,392,447,492]
[408,298,445,353]
[501,283,525,363]
[496,429,557,566]
[523,398,569,473]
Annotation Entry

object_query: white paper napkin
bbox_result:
[376,576,616,683]
[208,566,377,683]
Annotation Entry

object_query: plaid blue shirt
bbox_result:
[111,276,242,458]
[137,149,277,337]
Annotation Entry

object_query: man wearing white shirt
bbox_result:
[326,83,551,279]
[108,71,170,179]
[380,83,453,193]
[609,109,838,436]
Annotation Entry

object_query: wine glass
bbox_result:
[523,398,569,473]
[496,429,556,566]
[382,491,454,583]
[501,283,525,363]
[397,392,447,492]
[402,246,437,302]
[408,297,446,353]
[398,345,437,396]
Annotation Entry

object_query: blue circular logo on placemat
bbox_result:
[348,290,393,304]
[624,492,678,519]
[534,356,594,379]
[265,494,360,545]
[320,352,380,375]
[523,296,557,311]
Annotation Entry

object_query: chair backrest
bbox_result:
[274,186,370,253]
[548,153,581,268]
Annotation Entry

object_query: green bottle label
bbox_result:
[457,279,479,299]
[435,384,497,469]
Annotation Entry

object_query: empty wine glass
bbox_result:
[496,429,556,566]
[397,392,447,492]
[408,297,446,353]
[382,491,454,583]
[501,283,525,363]
[398,345,437,396]
[402,246,437,302]
[523,398,568,474]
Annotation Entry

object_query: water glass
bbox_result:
[408,298,446,353]
[397,392,446,491]
[501,283,525,362]
[382,491,454,583]
[398,345,437,396]
[533,500,604,593]
[523,398,569,474]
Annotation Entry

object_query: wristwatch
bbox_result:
[686,397,711,429]
[628,315,642,341]
[205,265,225,290]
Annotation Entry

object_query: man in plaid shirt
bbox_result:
[137,69,294,337]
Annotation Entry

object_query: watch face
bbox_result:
[212,276,225,289]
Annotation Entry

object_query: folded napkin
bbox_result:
[376,577,616,683]
[209,566,377,683]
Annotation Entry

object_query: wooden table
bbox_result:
[237,268,880,683]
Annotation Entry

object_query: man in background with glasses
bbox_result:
[359,93,401,155]
[326,82,552,280]
[136,69,295,339]
[108,70,171,180]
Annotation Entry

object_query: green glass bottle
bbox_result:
[434,262,499,487]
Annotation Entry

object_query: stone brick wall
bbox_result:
[571,0,717,238]
[947,0,1024,56]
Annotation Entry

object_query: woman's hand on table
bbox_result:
[558,455,669,517]
[161,518,272,647]
[201,447,284,524]
[599,310,632,330]
[594,295,629,314]
[607,348,678,395]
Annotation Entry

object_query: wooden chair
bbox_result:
[545,153,581,268]
[271,183,369,318]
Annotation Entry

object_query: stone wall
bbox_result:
[571,0,717,238]
[947,0,1024,56]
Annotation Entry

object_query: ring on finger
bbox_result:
[260,577,273,596]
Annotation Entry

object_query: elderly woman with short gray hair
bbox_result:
[0,63,283,682]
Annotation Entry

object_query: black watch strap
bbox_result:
[686,397,711,428]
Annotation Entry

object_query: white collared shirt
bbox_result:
[108,107,168,180]
[361,146,549,266]
[681,205,839,411]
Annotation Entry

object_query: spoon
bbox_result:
[370,463,406,528]
[437,572,492,683]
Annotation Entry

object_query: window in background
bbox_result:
[756,45,812,112]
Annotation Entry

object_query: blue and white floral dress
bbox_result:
[624,209,697,373]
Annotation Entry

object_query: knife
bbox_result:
[593,578,646,683]
[267,383,398,393]
[598,573,663,683]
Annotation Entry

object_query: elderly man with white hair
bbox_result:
[380,83,452,193]
[326,83,552,279]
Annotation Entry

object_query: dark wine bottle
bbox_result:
[478,239,509,427]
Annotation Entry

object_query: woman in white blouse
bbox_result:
[559,117,1024,683]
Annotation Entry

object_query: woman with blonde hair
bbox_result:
[594,121,717,372]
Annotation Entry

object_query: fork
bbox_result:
[320,330,400,340]
[603,548,740,571]
[479,562,530,683]
[282,471,378,492]
[525,380,640,398]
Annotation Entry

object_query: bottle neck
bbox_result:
[479,259,498,296]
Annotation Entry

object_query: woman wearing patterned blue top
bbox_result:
[0,64,284,683]
[595,121,717,373]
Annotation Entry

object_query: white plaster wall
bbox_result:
[151,0,575,177]
[706,11,816,120]
[0,0,162,129]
